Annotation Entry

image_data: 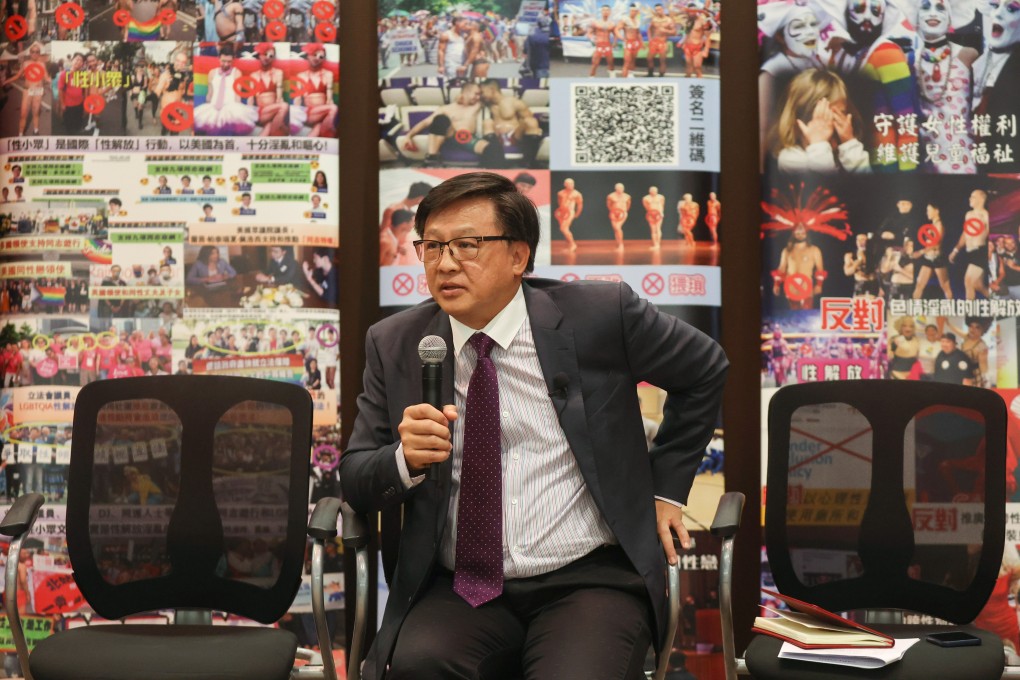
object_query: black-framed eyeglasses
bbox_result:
[412,236,514,263]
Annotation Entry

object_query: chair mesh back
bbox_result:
[67,376,313,624]
[766,381,1006,624]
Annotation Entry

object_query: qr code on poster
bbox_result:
[570,83,679,166]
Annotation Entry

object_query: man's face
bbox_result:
[794,224,808,241]
[270,246,284,261]
[896,199,912,214]
[204,206,213,216]
[615,183,624,193]
[941,337,955,353]
[918,0,950,42]
[312,196,321,208]
[847,0,885,45]
[900,320,915,338]
[71,55,83,69]
[655,5,664,17]
[649,186,658,195]
[203,178,212,187]
[220,53,233,70]
[110,266,121,279]
[480,84,499,104]
[784,8,820,58]
[242,195,251,206]
[986,0,1020,50]
[564,179,574,190]
[160,265,171,280]
[182,177,190,187]
[86,55,97,71]
[601,6,611,19]
[175,53,188,71]
[925,325,939,341]
[460,84,480,104]
[423,199,529,329]
[969,190,986,209]
[1008,236,1018,252]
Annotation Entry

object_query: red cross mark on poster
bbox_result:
[24,63,45,83]
[454,129,472,144]
[233,76,257,98]
[789,423,873,472]
[311,0,334,20]
[4,15,27,42]
[290,78,309,98]
[642,273,664,296]
[159,8,176,24]
[265,19,286,41]
[83,94,105,115]
[918,223,941,248]
[113,8,130,25]
[561,273,579,282]
[262,0,284,18]
[314,22,336,42]
[55,2,85,30]
[161,102,193,133]
[784,273,812,302]
[964,218,986,237]
[393,273,414,296]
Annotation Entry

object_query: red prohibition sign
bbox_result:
[314,21,336,42]
[311,0,334,20]
[161,102,193,133]
[83,94,105,115]
[4,15,27,41]
[159,8,176,24]
[290,78,308,98]
[233,75,257,98]
[642,273,664,296]
[561,273,579,282]
[24,63,45,83]
[392,273,414,296]
[55,2,85,29]
[264,19,285,41]
[454,129,472,144]
[918,223,941,248]
[113,9,130,26]
[784,273,812,302]
[262,0,284,18]
[964,217,986,237]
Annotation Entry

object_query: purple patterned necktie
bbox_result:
[453,332,503,608]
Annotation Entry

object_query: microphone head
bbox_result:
[418,335,447,364]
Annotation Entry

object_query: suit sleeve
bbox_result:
[339,326,417,513]
[619,283,728,504]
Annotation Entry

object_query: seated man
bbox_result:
[340,172,728,680]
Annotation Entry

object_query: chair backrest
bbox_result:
[765,380,1006,624]
[66,376,313,624]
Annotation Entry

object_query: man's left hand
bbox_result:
[656,499,690,566]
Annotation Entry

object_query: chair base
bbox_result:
[29,624,299,680]
[745,624,1004,680]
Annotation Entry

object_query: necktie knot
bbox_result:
[469,332,496,359]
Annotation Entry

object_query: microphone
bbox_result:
[418,335,448,482]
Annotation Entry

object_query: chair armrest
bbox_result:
[340,502,371,550]
[308,497,342,540]
[0,493,45,538]
[710,491,746,539]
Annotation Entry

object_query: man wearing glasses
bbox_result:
[341,172,727,680]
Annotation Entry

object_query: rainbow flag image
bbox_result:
[37,287,66,306]
[82,239,112,264]
[127,16,161,41]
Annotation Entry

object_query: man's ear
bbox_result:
[511,241,530,276]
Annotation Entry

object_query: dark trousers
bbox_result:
[387,546,653,680]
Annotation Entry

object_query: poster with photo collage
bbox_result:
[757,0,1020,652]
[0,0,341,649]
[377,0,725,660]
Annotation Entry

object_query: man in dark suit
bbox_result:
[340,173,727,680]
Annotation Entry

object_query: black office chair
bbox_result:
[0,376,346,680]
[716,380,1009,680]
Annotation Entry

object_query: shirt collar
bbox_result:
[449,284,526,356]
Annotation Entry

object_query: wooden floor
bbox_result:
[551,240,720,266]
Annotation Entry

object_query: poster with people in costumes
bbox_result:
[0,0,341,662]
[759,0,1020,661]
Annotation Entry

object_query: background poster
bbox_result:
[758,0,1020,660]
[0,0,341,661]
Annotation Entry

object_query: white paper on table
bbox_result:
[778,638,920,669]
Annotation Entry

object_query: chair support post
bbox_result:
[653,562,682,680]
[5,533,33,680]
[347,546,369,680]
[310,540,339,680]
[719,535,738,680]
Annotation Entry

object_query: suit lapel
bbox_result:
[524,285,605,504]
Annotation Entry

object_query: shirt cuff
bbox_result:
[654,496,686,510]
[395,443,425,490]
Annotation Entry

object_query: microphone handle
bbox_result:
[422,362,444,482]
